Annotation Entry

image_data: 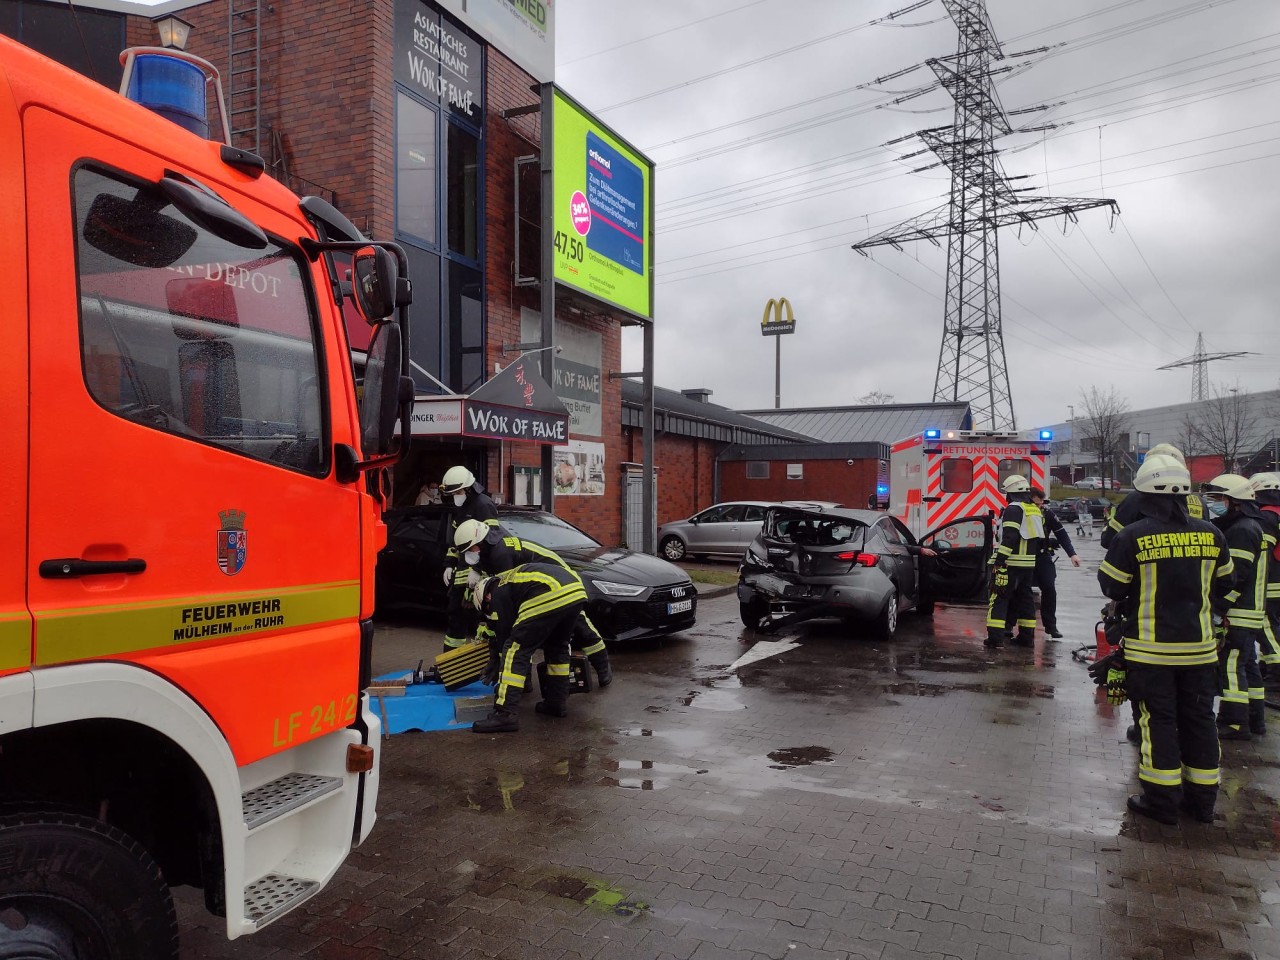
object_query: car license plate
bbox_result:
[754,574,791,597]
[668,599,693,615]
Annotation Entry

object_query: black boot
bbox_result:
[591,655,613,688]
[1127,794,1177,826]
[1046,625,1063,639]
[472,707,519,733]
[1250,702,1267,736]
[1126,725,1140,745]
[984,631,1004,648]
[1180,799,1216,824]
[535,700,568,717]
[1011,632,1035,647]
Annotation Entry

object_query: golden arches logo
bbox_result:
[761,297,796,335]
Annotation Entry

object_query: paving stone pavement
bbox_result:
[179,536,1280,959]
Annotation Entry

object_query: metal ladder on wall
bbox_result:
[227,0,261,153]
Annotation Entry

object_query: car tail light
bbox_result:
[836,552,879,567]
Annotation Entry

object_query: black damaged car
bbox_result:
[375,505,697,641]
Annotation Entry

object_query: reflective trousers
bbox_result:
[1261,600,1280,666]
[1218,625,1265,734]
[1033,553,1058,633]
[987,566,1036,641]
[1128,663,1220,820]
[494,602,583,710]
[573,612,611,676]
[444,567,478,651]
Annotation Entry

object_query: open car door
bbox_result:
[918,514,994,606]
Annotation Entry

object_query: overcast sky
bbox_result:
[556,0,1280,428]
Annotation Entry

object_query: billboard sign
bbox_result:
[551,87,654,321]
[434,0,554,83]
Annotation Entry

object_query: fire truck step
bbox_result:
[243,873,319,928]
[241,772,342,830]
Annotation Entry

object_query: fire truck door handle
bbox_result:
[39,558,147,579]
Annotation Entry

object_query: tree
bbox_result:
[1078,387,1130,488]
[1183,382,1259,474]
[858,390,895,405]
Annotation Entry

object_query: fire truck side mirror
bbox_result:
[359,321,405,456]
[351,246,399,324]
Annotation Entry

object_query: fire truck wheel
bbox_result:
[0,809,179,960]
[874,592,900,640]
[660,536,687,561]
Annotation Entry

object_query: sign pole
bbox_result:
[539,82,555,512]
[775,335,781,409]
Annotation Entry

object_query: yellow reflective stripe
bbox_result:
[484,518,500,526]
[1230,548,1254,562]
[1182,764,1220,786]
[520,541,571,570]
[1199,560,1214,641]
[1217,558,1235,578]
[1125,649,1219,667]
[1100,561,1132,584]
[1107,515,1124,533]
[1002,521,1020,530]
[1138,702,1153,775]
[1137,564,1157,646]
[546,663,571,677]
[1016,619,1036,629]
[34,581,360,666]
[1249,687,1266,701]
[1226,611,1266,626]
[514,587,588,626]
[496,641,522,706]
[500,672,525,686]
[1222,649,1247,703]
[0,612,31,671]
[580,639,606,656]
[1139,766,1183,787]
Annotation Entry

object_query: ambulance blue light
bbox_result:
[877,484,889,496]
[924,429,941,439]
[1039,430,1053,441]
[125,54,208,138]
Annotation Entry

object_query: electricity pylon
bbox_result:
[1157,332,1253,401]
[852,0,1117,430]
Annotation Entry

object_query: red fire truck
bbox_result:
[889,429,1050,538]
[1,36,411,957]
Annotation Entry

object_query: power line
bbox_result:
[1117,219,1199,337]
[560,0,774,66]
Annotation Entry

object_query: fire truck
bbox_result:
[0,37,412,957]
[889,429,1051,538]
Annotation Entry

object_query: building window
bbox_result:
[511,466,541,506]
[446,261,484,393]
[940,457,973,493]
[396,92,438,246]
[746,461,769,479]
[787,463,803,480]
[447,122,480,261]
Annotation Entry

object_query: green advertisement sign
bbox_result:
[552,88,653,320]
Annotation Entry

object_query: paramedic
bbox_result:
[986,475,1045,648]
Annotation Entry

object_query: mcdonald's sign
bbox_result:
[761,297,796,336]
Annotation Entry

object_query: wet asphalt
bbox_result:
[179,535,1280,959]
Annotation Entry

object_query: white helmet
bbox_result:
[454,518,490,551]
[1146,442,1186,466]
[1249,472,1280,493]
[1001,475,1030,494]
[1202,473,1255,501]
[471,576,495,612]
[1134,454,1191,495]
[441,465,476,495]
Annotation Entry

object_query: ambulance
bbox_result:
[889,429,1051,538]
[0,37,412,956]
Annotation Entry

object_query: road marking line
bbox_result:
[728,639,800,672]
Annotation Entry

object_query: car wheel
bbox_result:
[740,596,768,630]
[660,536,686,561]
[875,591,899,640]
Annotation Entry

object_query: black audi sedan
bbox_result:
[375,505,697,641]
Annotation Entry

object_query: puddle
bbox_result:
[537,876,650,919]
[598,776,665,790]
[679,685,746,711]
[766,746,834,768]
[597,757,709,789]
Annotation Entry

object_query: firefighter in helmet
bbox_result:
[1028,485,1081,639]
[1101,443,1206,549]
[1099,454,1233,825]
[1248,472,1280,675]
[454,519,613,687]
[469,563,589,733]
[1202,473,1270,740]
[440,465,499,652]
[985,474,1045,648]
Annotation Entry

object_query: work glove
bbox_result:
[467,568,482,589]
[1088,648,1124,687]
[990,565,1009,597]
[1105,665,1127,705]
[442,566,454,588]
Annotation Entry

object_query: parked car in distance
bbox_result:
[737,504,994,639]
[376,505,697,641]
[657,501,773,561]
[1077,476,1121,490]
[1047,499,1078,522]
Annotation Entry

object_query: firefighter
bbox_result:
[1099,455,1233,825]
[1249,472,1280,676]
[985,475,1045,648]
[1029,486,1082,639]
[469,563,589,733]
[1203,474,1270,739]
[1101,443,1205,549]
[454,519,613,687]
[439,465,499,652]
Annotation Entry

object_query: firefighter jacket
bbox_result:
[1102,491,1204,548]
[1215,506,1269,628]
[1258,502,1280,602]
[1099,514,1233,667]
[995,500,1045,569]
[445,491,499,566]
[488,562,588,648]
[1040,508,1076,559]
[479,531,572,576]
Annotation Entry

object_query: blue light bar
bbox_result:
[924,428,941,439]
[877,484,889,495]
[126,53,208,138]
[1038,430,1053,441]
